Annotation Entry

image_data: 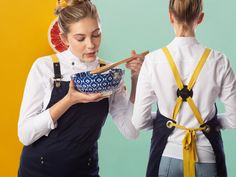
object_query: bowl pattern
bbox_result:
[71,68,124,93]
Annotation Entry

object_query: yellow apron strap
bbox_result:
[188,48,211,90]
[162,48,184,90]
[162,47,184,120]
[51,54,59,63]
[172,96,183,120]
[186,48,211,125]
[187,97,205,125]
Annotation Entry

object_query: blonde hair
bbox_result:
[55,0,99,34]
[169,0,203,25]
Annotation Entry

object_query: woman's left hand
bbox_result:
[125,50,145,79]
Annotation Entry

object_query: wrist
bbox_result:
[130,78,138,103]
[131,76,138,86]
[63,94,74,107]
[131,75,138,81]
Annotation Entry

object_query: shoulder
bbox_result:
[208,48,229,69]
[34,55,53,65]
[32,51,69,68]
[30,54,55,77]
[209,49,227,60]
[144,48,165,65]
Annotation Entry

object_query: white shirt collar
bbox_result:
[169,37,199,47]
[60,48,99,71]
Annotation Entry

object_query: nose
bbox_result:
[86,38,95,49]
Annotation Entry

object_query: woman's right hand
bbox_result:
[50,80,110,122]
[66,80,109,105]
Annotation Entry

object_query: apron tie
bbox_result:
[166,121,206,177]
[182,129,197,177]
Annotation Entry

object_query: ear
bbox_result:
[59,33,69,46]
[197,12,204,25]
[169,11,175,24]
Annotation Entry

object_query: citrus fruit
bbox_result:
[48,18,68,53]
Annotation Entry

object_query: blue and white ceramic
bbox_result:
[71,68,124,93]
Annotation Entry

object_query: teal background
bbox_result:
[93,0,236,177]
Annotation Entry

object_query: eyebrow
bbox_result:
[73,28,101,37]
[92,28,101,33]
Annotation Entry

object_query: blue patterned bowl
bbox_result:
[71,68,124,93]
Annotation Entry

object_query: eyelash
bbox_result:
[92,33,101,38]
[76,34,101,42]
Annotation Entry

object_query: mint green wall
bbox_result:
[94,0,236,177]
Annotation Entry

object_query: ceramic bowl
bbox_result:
[71,68,124,93]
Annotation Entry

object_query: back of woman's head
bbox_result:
[55,0,99,34]
[169,0,203,25]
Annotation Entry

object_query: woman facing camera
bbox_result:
[18,0,144,176]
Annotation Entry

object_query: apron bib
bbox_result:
[19,55,109,177]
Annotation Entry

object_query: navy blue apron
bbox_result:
[18,61,109,177]
[146,111,227,177]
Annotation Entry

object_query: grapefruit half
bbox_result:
[48,18,68,53]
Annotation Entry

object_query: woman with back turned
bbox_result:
[132,0,236,176]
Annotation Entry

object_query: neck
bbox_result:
[174,24,195,37]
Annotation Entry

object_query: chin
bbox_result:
[83,56,97,63]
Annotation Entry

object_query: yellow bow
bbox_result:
[57,0,67,8]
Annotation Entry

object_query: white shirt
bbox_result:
[18,49,139,146]
[132,37,236,162]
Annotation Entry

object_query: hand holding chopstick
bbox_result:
[90,51,149,74]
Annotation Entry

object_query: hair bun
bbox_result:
[55,0,92,15]
[55,0,68,15]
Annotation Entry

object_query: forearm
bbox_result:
[18,95,73,145]
[49,95,73,122]
[129,77,138,103]
[109,83,139,139]
[111,101,139,139]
